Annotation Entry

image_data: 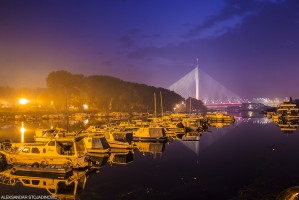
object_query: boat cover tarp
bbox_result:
[149,128,165,138]
[113,132,133,143]
[92,138,110,149]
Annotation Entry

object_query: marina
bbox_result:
[1,112,299,199]
[1,1,299,199]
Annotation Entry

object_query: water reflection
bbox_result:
[0,149,129,199]
[135,141,166,157]
[108,150,134,165]
[20,122,25,143]
[277,186,299,200]
[275,119,299,133]
[88,153,110,168]
[209,121,232,128]
[181,132,201,141]
[0,165,95,199]
[178,121,236,156]
[89,149,134,167]
[0,117,241,199]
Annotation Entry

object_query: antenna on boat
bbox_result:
[160,91,163,117]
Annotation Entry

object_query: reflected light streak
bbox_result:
[20,121,25,143]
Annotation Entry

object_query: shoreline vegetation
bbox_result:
[0,70,207,114]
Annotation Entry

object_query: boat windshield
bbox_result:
[75,139,86,155]
[56,141,75,156]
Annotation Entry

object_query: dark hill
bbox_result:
[46,70,184,112]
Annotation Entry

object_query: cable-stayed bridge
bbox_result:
[168,65,242,106]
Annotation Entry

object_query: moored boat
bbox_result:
[83,135,110,153]
[276,102,299,119]
[33,127,111,154]
[85,125,134,149]
[182,118,202,132]
[206,112,235,122]
[34,127,67,142]
[0,137,90,172]
[133,127,167,142]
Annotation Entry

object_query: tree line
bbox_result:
[0,70,207,113]
[46,70,185,112]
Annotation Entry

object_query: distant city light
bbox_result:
[83,104,88,110]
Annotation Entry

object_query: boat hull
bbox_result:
[133,136,168,142]
[13,163,72,174]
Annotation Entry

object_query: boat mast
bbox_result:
[66,98,69,132]
[154,93,157,118]
[160,91,163,117]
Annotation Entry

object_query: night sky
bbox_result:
[1,0,299,99]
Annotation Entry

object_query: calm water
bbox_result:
[1,117,299,199]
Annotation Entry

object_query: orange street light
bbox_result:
[19,98,29,105]
[83,104,88,110]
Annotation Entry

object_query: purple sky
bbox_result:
[1,0,299,99]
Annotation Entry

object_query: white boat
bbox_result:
[276,102,299,119]
[34,128,67,142]
[133,127,167,141]
[206,112,235,122]
[83,135,110,153]
[85,125,134,149]
[0,137,90,171]
[33,127,111,154]
[181,118,201,132]
[102,129,134,149]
